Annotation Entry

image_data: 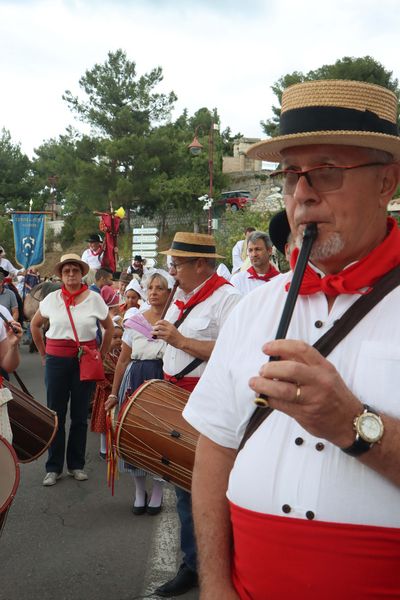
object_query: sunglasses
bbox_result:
[270,162,388,194]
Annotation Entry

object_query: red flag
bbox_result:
[99,213,121,273]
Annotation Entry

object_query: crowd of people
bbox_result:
[1,78,400,599]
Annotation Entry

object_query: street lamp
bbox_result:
[48,175,58,221]
[188,123,219,234]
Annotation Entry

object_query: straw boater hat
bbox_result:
[54,254,89,277]
[247,79,400,162]
[161,232,224,258]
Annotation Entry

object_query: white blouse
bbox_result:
[40,290,108,341]
[122,327,165,360]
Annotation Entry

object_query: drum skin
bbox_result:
[3,380,58,463]
[0,435,20,537]
[115,379,198,492]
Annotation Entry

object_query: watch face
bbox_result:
[358,413,383,443]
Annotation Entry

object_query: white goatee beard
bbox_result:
[296,232,345,261]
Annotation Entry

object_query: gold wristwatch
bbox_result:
[341,404,384,457]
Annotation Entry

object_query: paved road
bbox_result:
[0,346,199,600]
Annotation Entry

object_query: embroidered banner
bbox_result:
[11,212,46,268]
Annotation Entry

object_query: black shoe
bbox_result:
[146,503,162,516]
[99,452,106,461]
[146,493,163,516]
[154,564,198,597]
[132,492,147,516]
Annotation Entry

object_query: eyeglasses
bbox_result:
[61,267,81,275]
[270,162,388,194]
[169,259,197,271]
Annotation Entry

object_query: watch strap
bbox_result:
[341,436,372,457]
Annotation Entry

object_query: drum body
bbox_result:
[0,435,20,537]
[3,380,58,463]
[115,379,198,492]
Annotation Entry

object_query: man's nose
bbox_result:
[292,172,319,204]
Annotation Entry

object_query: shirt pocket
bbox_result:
[352,341,400,417]
[184,316,213,340]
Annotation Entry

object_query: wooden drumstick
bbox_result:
[0,311,20,335]
[152,280,179,339]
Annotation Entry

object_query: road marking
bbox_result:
[141,486,179,595]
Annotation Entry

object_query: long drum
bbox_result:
[3,380,58,463]
[115,379,198,492]
[0,435,20,538]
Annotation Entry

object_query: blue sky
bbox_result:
[0,0,399,157]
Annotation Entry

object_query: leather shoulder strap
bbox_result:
[173,304,196,329]
[172,305,203,378]
[64,301,80,349]
[238,265,400,452]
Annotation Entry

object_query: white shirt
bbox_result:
[81,248,103,270]
[40,290,108,341]
[0,306,11,343]
[183,272,400,528]
[216,263,232,281]
[0,258,20,277]
[231,240,245,274]
[230,269,268,296]
[163,278,241,378]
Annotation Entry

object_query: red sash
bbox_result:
[163,372,199,393]
[230,501,400,599]
[45,338,96,358]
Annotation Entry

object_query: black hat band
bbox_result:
[280,106,398,137]
[171,241,216,254]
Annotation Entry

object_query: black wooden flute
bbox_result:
[254,222,318,407]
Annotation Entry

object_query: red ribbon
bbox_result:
[247,264,280,282]
[286,217,400,297]
[106,411,117,496]
[174,273,230,319]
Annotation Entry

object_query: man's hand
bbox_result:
[6,321,22,345]
[249,339,362,448]
[153,319,184,349]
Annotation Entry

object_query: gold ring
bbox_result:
[296,384,301,401]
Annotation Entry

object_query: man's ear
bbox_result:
[379,163,400,207]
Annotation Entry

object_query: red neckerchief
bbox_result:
[90,246,103,256]
[286,217,400,297]
[247,264,280,282]
[61,284,88,307]
[174,273,231,319]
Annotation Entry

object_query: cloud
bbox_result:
[0,0,399,157]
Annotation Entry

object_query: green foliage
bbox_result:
[0,128,33,211]
[214,209,273,270]
[63,49,177,138]
[0,215,14,256]
[60,212,99,248]
[27,52,231,244]
[262,56,400,137]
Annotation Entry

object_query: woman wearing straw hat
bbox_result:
[31,253,113,486]
[183,80,400,599]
